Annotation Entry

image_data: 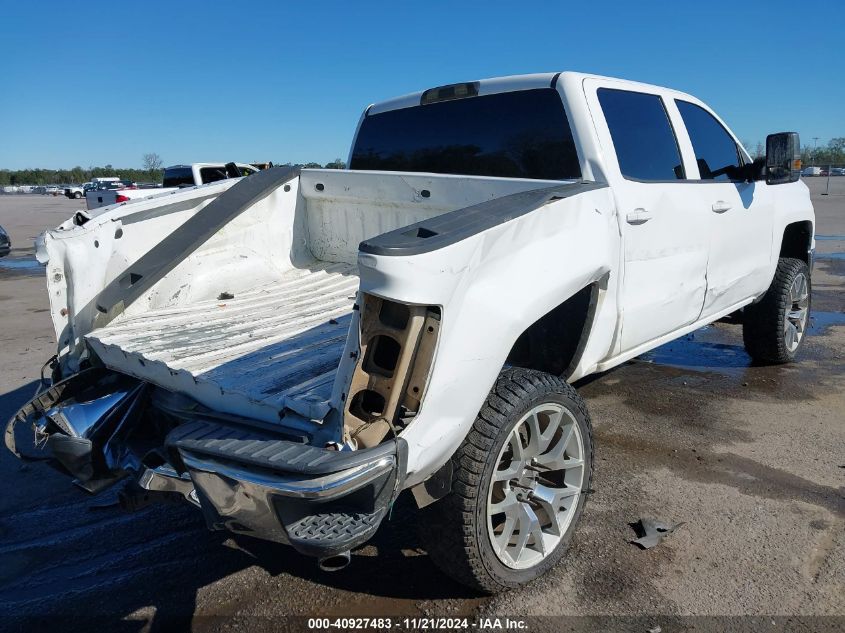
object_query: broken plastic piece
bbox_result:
[630,517,685,549]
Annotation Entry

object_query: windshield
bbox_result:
[350,88,581,180]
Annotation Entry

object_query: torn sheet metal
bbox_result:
[5,368,146,486]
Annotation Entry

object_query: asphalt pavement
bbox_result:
[0,180,842,632]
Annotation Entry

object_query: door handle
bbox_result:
[712,201,732,213]
[626,208,652,225]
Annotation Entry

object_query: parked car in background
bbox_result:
[0,226,12,257]
[161,163,259,187]
[86,162,258,210]
[0,225,10,257]
[44,185,61,195]
[830,167,845,176]
[94,180,135,190]
[64,183,94,199]
[801,166,822,177]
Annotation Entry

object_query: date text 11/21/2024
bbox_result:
[307,617,528,630]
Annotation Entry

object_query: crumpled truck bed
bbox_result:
[85,262,358,423]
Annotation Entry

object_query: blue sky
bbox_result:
[0,1,842,169]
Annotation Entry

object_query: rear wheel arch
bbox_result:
[505,278,604,380]
[408,278,604,510]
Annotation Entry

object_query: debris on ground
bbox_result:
[630,517,685,549]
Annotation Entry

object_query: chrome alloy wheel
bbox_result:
[486,403,585,569]
[784,272,810,353]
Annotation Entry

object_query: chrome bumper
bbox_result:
[168,421,407,558]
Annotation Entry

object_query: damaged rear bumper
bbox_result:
[6,369,407,560]
[166,420,407,558]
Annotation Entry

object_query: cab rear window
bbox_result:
[350,88,581,180]
[162,168,194,188]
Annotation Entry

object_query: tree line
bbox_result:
[744,137,845,165]
[0,157,348,187]
[3,136,843,187]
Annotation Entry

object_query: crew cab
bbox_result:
[8,72,814,593]
[85,163,259,210]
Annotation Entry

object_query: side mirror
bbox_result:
[766,132,801,185]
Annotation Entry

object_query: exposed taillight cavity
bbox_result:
[115,194,130,203]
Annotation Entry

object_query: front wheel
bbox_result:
[421,368,593,593]
[743,257,811,364]
[73,191,82,199]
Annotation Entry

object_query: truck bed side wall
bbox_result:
[346,187,619,486]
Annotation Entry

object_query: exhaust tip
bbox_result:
[318,551,351,572]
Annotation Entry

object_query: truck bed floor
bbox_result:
[85,262,358,422]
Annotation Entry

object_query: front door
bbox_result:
[673,99,775,316]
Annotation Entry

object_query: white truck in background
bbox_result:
[9,72,814,593]
[85,163,259,210]
[66,178,124,200]
[64,183,91,199]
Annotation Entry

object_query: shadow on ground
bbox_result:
[0,381,476,632]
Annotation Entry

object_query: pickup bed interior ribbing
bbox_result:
[84,170,565,423]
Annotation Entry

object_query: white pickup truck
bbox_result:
[85,163,259,210]
[7,72,814,592]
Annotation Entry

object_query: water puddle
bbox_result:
[639,329,751,371]
[814,235,845,241]
[809,310,845,334]
[816,253,845,260]
[638,311,844,374]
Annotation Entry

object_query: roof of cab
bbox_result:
[366,71,700,116]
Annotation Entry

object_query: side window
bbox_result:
[676,100,741,181]
[597,88,685,181]
[199,167,228,184]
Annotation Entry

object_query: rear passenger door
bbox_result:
[585,81,711,352]
[674,100,774,316]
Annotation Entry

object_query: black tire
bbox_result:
[742,257,811,364]
[420,367,593,593]
[73,191,82,199]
